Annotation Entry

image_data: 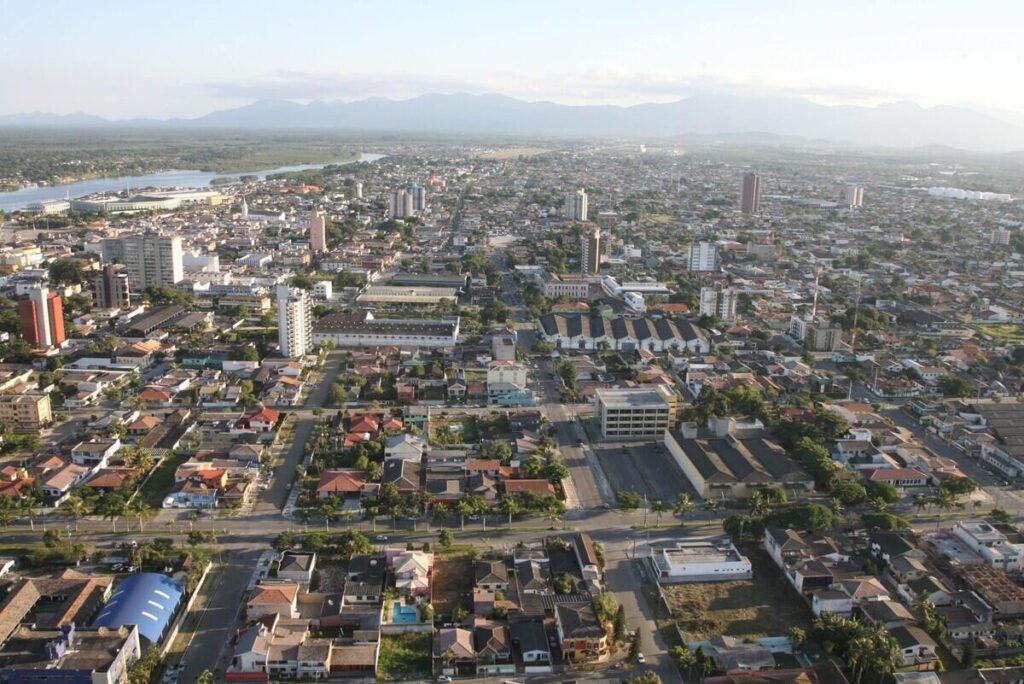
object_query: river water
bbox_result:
[0,152,385,212]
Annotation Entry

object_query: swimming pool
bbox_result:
[391,603,419,624]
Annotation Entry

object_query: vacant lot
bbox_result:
[377,633,432,680]
[431,555,473,619]
[140,453,189,507]
[662,549,812,640]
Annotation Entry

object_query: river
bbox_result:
[0,152,385,212]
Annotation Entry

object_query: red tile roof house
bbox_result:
[864,467,930,488]
[315,469,369,500]
[245,582,299,619]
[236,407,281,433]
[503,479,557,497]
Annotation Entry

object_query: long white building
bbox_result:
[312,312,459,349]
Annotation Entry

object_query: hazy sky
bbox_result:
[3,0,1022,119]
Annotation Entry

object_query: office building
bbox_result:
[277,285,312,358]
[688,241,718,272]
[740,172,762,214]
[18,285,65,348]
[699,285,738,322]
[581,225,601,275]
[563,189,588,221]
[595,387,674,439]
[389,188,415,219]
[845,185,865,208]
[309,210,327,252]
[596,387,674,439]
[117,235,183,291]
[92,264,132,310]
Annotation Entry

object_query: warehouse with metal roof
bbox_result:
[91,573,183,644]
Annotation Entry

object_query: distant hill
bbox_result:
[4,92,1024,153]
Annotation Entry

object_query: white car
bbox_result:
[636,652,646,664]
[374,535,389,542]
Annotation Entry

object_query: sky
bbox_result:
[3,0,1023,120]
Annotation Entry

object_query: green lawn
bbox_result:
[140,453,189,507]
[377,633,432,680]
[971,323,1024,344]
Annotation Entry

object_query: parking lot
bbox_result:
[593,440,697,503]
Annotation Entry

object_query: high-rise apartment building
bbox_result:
[844,185,864,208]
[355,182,363,199]
[389,188,415,219]
[581,226,601,275]
[19,285,65,349]
[408,183,426,212]
[564,189,588,221]
[92,265,132,310]
[740,172,763,214]
[309,211,327,252]
[118,235,183,291]
[688,241,718,272]
[277,284,312,358]
[992,228,1012,246]
[699,285,738,322]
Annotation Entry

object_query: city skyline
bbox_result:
[4,0,1024,124]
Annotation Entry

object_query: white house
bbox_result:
[651,538,752,583]
[953,520,1024,572]
[70,439,121,468]
[384,433,427,461]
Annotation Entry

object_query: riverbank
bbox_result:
[0,153,383,212]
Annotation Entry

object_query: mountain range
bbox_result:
[3,92,1024,153]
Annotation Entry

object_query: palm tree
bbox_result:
[99,495,128,533]
[651,500,668,527]
[57,494,89,531]
[912,494,928,516]
[499,496,521,530]
[318,499,337,532]
[702,498,719,515]
[122,446,154,473]
[128,498,155,532]
[455,499,475,532]
[364,506,379,532]
[18,492,39,532]
[673,493,695,526]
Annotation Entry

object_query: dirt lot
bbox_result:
[662,549,812,640]
[431,555,473,619]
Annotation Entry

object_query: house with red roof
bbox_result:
[316,469,369,500]
[504,479,557,497]
[237,407,281,433]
